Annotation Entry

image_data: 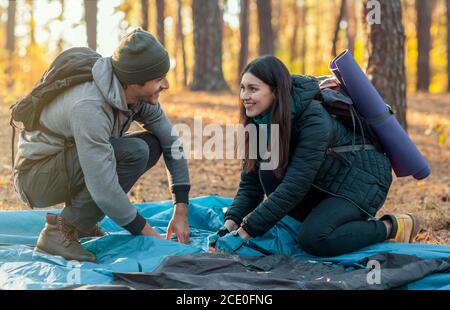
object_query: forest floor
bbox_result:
[0,91,449,244]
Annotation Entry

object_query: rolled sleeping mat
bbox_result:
[329,50,430,180]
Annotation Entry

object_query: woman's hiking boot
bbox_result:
[380,213,421,243]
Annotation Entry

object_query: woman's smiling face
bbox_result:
[240,72,275,118]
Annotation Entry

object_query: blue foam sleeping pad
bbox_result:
[330,50,431,180]
[0,196,449,289]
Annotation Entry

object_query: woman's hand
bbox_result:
[207,226,230,252]
[214,228,250,253]
[223,219,238,232]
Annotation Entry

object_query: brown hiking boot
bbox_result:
[381,213,421,243]
[78,224,106,239]
[35,213,96,262]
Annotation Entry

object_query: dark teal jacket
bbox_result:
[224,75,393,237]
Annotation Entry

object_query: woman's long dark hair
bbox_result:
[240,55,292,179]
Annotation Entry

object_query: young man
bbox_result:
[13,29,191,262]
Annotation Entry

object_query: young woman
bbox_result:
[208,55,420,257]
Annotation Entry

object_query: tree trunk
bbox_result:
[6,0,16,53]
[415,0,434,92]
[84,0,97,50]
[27,0,36,45]
[238,0,250,77]
[289,0,300,66]
[256,0,274,55]
[6,0,16,90]
[299,2,308,73]
[57,0,65,54]
[190,0,229,91]
[272,0,282,51]
[332,0,347,57]
[176,0,187,87]
[446,0,450,92]
[346,0,356,55]
[365,0,408,130]
[156,0,165,46]
[141,0,149,31]
[313,4,322,72]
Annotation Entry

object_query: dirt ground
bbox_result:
[0,91,449,244]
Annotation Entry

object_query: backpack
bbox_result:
[315,77,392,152]
[9,47,101,169]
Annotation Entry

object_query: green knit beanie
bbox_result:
[111,28,170,85]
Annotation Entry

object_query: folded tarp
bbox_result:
[0,196,449,290]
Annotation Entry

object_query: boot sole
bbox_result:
[34,246,46,254]
[35,235,97,262]
[406,213,421,243]
[35,244,97,263]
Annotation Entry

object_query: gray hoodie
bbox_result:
[15,57,190,228]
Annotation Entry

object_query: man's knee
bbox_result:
[114,137,150,166]
[137,133,162,169]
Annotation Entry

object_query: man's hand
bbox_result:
[166,203,190,244]
[140,223,163,238]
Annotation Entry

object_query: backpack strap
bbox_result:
[10,116,17,172]
[42,74,93,95]
[328,144,377,153]
[364,105,394,126]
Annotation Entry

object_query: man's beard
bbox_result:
[136,95,157,104]
[140,89,162,104]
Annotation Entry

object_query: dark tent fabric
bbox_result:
[107,253,450,290]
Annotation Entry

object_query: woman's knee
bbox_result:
[298,227,341,257]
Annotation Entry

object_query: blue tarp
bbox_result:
[0,196,449,290]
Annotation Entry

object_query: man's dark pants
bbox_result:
[14,132,162,233]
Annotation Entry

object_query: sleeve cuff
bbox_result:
[122,212,147,235]
[240,216,258,238]
[171,184,190,204]
[223,214,243,227]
